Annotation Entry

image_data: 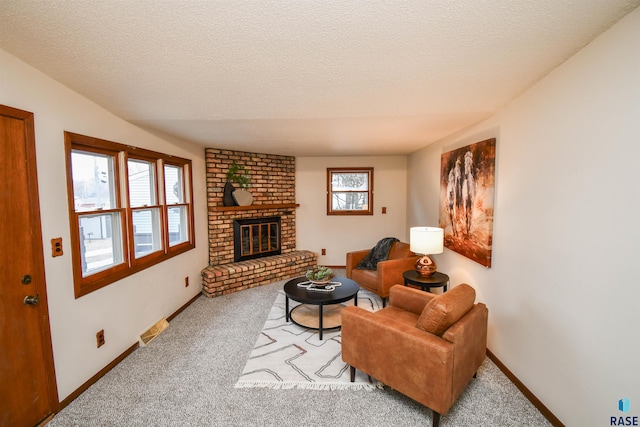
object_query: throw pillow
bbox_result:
[416,283,476,337]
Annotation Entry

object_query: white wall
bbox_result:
[407,8,640,426]
[0,49,209,400]
[296,156,407,265]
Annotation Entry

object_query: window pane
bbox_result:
[332,192,369,211]
[71,150,116,212]
[165,164,184,204]
[79,213,123,276]
[133,208,162,258]
[167,205,189,246]
[128,159,156,207]
[331,172,369,191]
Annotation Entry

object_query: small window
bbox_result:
[327,168,373,215]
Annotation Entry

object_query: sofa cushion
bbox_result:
[416,283,476,337]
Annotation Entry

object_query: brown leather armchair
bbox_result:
[341,284,488,427]
[346,241,420,306]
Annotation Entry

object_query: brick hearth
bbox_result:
[201,250,317,297]
[201,148,318,297]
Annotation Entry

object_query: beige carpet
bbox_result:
[47,279,552,426]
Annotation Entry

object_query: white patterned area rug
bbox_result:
[235,288,382,390]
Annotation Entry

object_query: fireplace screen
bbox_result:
[233,217,281,262]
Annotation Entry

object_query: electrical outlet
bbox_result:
[184,276,189,287]
[51,237,63,257]
[96,330,105,348]
[321,248,326,255]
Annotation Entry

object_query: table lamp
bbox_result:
[410,226,444,276]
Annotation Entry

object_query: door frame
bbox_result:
[1,104,60,420]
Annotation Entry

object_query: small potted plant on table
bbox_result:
[305,266,334,288]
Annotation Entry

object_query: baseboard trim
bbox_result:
[37,413,55,426]
[59,342,138,409]
[487,349,564,427]
[168,292,201,322]
[58,292,201,410]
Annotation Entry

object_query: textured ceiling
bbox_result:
[1,1,638,156]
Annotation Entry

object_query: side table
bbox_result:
[402,270,449,293]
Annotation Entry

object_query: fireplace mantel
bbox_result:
[208,203,299,212]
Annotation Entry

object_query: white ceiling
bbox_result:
[1,1,638,156]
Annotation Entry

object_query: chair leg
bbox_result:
[350,365,355,382]
[432,412,441,427]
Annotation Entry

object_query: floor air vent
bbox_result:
[139,318,169,346]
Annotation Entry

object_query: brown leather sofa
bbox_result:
[341,284,488,427]
[346,241,419,306]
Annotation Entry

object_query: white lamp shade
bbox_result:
[410,227,444,255]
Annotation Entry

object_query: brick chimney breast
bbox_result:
[201,148,317,297]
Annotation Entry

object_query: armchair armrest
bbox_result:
[442,303,488,350]
[389,285,436,315]
[376,255,421,295]
[346,250,369,277]
[442,303,489,402]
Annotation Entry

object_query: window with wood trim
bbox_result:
[65,132,195,298]
[326,167,373,215]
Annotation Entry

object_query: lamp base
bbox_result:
[415,255,437,276]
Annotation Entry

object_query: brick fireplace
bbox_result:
[201,148,317,297]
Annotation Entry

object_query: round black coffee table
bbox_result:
[284,276,360,340]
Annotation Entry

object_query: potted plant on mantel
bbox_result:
[224,161,253,206]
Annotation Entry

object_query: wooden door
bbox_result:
[0,105,59,426]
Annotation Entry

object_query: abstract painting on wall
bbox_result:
[439,138,496,267]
